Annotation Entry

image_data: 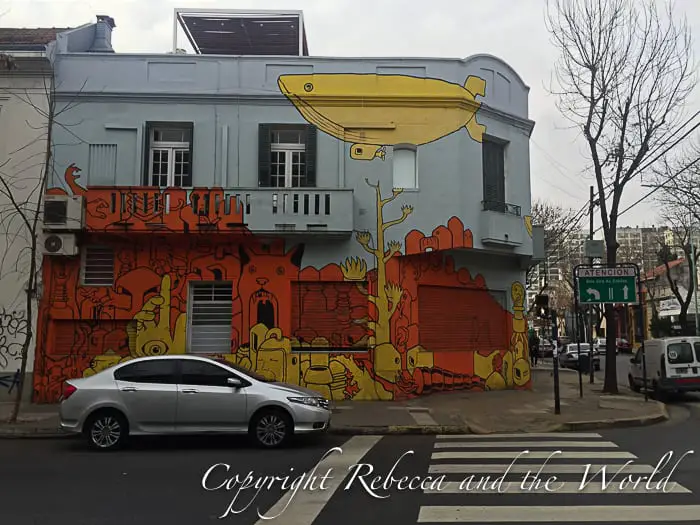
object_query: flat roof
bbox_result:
[174,9,308,56]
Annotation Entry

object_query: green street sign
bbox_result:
[576,266,638,304]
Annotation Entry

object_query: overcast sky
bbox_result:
[4,0,699,233]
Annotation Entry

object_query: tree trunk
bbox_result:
[603,243,619,394]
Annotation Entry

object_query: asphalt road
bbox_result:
[4,406,700,525]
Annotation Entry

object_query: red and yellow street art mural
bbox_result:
[278,73,486,161]
[33,165,531,403]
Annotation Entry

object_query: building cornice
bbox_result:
[55,91,535,134]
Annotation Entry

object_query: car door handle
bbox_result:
[120,387,138,392]
[181,388,199,394]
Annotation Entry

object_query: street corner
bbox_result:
[563,403,670,431]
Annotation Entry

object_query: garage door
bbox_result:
[418,285,509,352]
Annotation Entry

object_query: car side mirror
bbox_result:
[227,377,244,388]
[629,357,636,364]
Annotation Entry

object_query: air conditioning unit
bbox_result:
[43,195,84,231]
[43,233,79,256]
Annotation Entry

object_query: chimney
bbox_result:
[89,15,116,53]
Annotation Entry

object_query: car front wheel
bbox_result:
[250,409,293,448]
[84,410,128,451]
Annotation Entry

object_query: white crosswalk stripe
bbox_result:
[417,432,699,523]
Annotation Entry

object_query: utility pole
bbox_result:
[689,201,699,335]
[589,185,595,384]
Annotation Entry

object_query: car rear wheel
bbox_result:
[250,409,292,448]
[84,410,128,451]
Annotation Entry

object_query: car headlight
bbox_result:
[288,396,329,409]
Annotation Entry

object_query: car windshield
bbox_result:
[213,359,273,382]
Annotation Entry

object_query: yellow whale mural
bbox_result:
[278,73,487,161]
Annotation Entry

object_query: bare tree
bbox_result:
[545,0,696,393]
[0,57,79,422]
[654,178,700,334]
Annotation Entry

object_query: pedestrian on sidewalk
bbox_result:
[529,333,539,367]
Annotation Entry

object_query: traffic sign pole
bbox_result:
[573,276,583,398]
[638,271,648,402]
[574,263,645,398]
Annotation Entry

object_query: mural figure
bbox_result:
[405,216,474,255]
[46,163,86,196]
[278,73,486,160]
[354,178,413,345]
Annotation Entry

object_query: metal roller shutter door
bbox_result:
[418,285,509,353]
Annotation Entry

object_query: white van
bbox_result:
[628,337,700,396]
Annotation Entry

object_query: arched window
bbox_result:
[392,145,417,189]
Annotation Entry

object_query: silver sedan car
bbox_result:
[59,355,331,451]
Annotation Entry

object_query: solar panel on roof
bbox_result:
[176,11,308,56]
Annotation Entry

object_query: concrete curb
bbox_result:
[0,403,669,439]
[0,427,70,439]
[328,425,477,435]
[553,401,669,432]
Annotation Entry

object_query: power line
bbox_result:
[531,110,700,283]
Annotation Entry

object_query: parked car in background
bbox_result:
[594,338,617,355]
[558,343,601,371]
[539,338,555,357]
[59,355,331,451]
[616,338,633,353]
[628,337,700,397]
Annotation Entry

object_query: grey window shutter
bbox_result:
[143,122,153,185]
[482,140,505,208]
[303,125,317,187]
[258,124,272,187]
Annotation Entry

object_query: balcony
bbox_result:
[479,200,524,248]
[83,186,354,236]
[234,188,354,237]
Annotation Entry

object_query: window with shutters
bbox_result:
[259,124,317,188]
[392,146,417,189]
[144,123,193,187]
[187,282,233,354]
[81,246,115,286]
[482,137,507,213]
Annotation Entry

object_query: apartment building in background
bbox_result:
[30,11,540,403]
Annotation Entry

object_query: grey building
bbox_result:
[32,11,537,403]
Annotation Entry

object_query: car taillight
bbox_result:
[63,383,77,401]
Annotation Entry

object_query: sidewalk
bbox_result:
[329,368,667,434]
[0,368,666,438]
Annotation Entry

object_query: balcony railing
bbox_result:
[84,187,245,233]
[482,200,522,216]
[84,186,354,236]
[233,188,354,235]
[480,199,524,248]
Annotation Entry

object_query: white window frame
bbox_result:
[186,281,234,354]
[148,127,191,188]
[270,129,306,188]
[80,245,115,286]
